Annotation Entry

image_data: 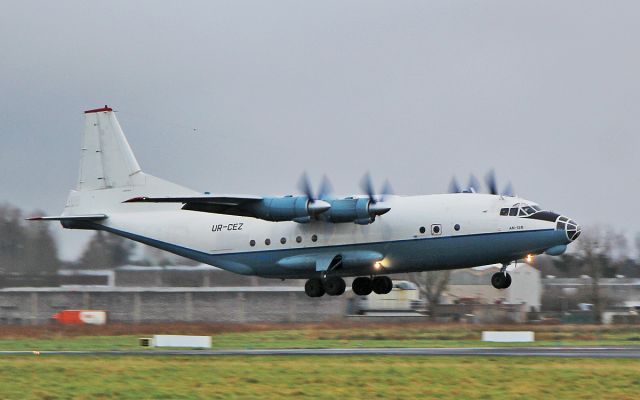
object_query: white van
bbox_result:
[356,280,424,313]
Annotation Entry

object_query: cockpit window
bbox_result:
[501,203,543,217]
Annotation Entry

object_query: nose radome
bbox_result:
[556,216,581,241]
[566,218,581,241]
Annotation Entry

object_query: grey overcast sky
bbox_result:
[1,1,638,260]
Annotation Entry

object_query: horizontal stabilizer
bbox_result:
[26,214,108,222]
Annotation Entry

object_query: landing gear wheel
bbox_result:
[305,278,325,297]
[324,277,346,296]
[372,276,393,294]
[504,273,512,288]
[352,277,373,296]
[491,272,512,289]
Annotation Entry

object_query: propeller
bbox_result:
[298,172,315,199]
[467,174,481,193]
[485,170,515,196]
[448,176,461,194]
[360,172,392,216]
[380,179,394,197]
[297,173,331,215]
[502,181,514,197]
[485,170,498,195]
[318,175,334,199]
[449,170,515,196]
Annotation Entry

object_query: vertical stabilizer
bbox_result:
[79,106,143,190]
[62,106,197,216]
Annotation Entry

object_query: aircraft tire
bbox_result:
[491,272,511,289]
[305,278,325,297]
[372,276,393,295]
[503,273,512,288]
[352,277,373,296]
[324,277,346,296]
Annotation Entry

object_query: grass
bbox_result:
[0,323,639,351]
[0,356,638,399]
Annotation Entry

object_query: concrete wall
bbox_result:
[0,288,348,325]
[113,266,307,288]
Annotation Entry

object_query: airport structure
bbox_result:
[0,286,347,325]
[444,264,542,311]
[2,265,639,325]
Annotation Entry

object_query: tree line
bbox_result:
[0,204,136,274]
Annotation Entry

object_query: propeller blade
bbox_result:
[485,170,498,195]
[298,172,315,200]
[361,172,376,202]
[380,179,394,195]
[318,175,333,199]
[448,176,461,193]
[502,181,514,197]
[467,174,480,193]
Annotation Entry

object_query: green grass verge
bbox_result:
[1,356,638,399]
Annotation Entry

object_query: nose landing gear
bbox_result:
[491,272,512,289]
[491,264,512,289]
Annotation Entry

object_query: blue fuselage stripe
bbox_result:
[90,222,562,278]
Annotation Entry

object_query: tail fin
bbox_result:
[63,106,197,216]
[78,106,143,190]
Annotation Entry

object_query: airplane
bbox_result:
[30,106,581,297]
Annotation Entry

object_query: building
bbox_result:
[443,263,542,311]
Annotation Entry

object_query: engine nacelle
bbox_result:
[318,198,370,223]
[319,197,390,224]
[248,196,330,222]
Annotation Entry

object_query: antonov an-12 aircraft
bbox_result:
[31,106,581,297]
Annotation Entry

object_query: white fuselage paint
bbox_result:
[96,193,566,279]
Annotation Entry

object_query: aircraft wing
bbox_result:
[124,195,264,217]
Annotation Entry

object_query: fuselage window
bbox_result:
[454,224,460,231]
[500,208,509,216]
[431,224,441,235]
[419,226,426,234]
[296,236,302,243]
[249,240,256,247]
[280,237,286,244]
[265,238,271,246]
[311,234,318,242]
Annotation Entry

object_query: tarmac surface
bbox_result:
[2,347,640,358]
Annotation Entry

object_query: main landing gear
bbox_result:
[304,276,346,297]
[491,264,512,289]
[304,276,393,297]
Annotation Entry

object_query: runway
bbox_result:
[2,347,640,358]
